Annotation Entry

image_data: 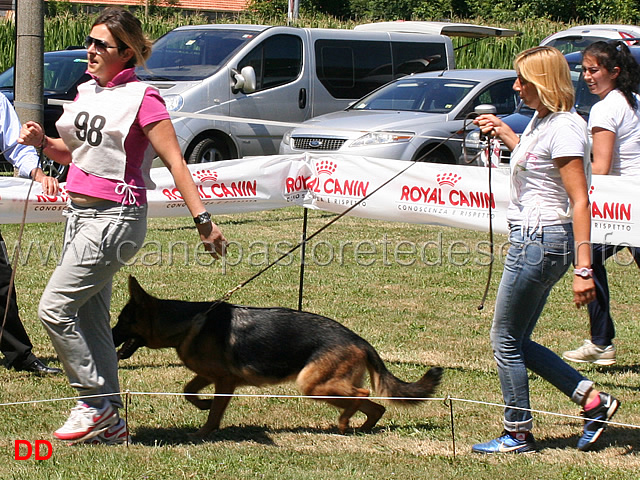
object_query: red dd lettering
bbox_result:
[35,440,53,460]
[14,440,32,460]
[13,440,52,460]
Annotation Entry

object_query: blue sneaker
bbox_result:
[577,392,619,451]
[472,430,536,454]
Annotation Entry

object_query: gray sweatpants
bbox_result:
[39,201,147,409]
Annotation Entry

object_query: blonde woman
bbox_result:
[471,46,618,453]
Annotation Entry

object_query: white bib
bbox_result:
[57,80,152,182]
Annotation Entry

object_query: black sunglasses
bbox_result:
[84,35,120,54]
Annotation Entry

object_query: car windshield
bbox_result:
[0,54,88,93]
[350,77,478,113]
[136,28,259,81]
[0,66,13,88]
[547,36,613,54]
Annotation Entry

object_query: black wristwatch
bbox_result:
[193,211,212,225]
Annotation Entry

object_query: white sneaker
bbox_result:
[83,418,130,445]
[563,340,616,366]
[54,400,118,442]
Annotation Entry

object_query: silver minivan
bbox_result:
[137,24,457,164]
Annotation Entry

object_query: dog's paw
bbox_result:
[186,431,206,443]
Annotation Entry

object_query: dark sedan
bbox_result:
[0,48,90,179]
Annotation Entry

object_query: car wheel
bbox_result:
[41,156,68,181]
[418,147,454,164]
[187,137,229,164]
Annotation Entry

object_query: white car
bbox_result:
[280,69,518,164]
[540,24,640,53]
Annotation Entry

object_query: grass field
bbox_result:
[0,208,639,479]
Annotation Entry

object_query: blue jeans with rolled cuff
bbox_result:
[491,223,593,432]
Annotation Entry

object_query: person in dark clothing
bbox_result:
[0,91,61,375]
[0,233,61,374]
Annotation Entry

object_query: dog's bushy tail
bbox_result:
[366,346,443,404]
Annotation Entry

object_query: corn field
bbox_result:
[0,12,568,73]
[0,12,212,72]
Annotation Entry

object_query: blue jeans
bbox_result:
[491,224,593,432]
[587,243,640,346]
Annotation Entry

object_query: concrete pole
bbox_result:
[14,0,44,130]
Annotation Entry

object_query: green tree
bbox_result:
[247,0,640,23]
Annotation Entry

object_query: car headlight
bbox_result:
[282,130,292,146]
[350,131,413,147]
[465,129,481,144]
[163,94,184,112]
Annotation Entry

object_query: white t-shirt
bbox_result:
[588,89,640,177]
[508,110,590,226]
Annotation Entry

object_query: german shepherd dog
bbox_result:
[113,276,443,439]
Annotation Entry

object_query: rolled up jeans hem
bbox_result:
[503,417,533,433]
[572,379,594,405]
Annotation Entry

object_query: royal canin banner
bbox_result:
[0,154,636,246]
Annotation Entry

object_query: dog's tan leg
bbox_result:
[331,388,384,433]
[190,378,237,440]
[184,375,213,410]
[335,388,367,433]
[355,398,386,432]
[298,347,387,433]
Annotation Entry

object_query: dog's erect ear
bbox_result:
[128,275,150,304]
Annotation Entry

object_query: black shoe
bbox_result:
[16,358,63,375]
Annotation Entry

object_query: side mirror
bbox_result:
[231,66,257,94]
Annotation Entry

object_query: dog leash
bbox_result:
[476,135,498,311]
[464,104,499,311]
[212,116,483,309]
[0,141,44,346]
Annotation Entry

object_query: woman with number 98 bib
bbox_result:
[18,8,226,445]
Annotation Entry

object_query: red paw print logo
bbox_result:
[436,173,461,187]
[589,185,595,195]
[316,160,337,176]
[193,169,218,183]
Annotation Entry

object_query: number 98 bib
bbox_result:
[57,80,154,182]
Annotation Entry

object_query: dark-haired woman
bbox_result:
[19,8,226,444]
[563,41,640,367]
